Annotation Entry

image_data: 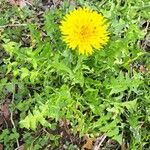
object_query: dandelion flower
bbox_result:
[59,7,109,55]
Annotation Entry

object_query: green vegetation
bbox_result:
[0,0,150,149]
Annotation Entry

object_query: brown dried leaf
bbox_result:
[18,145,25,150]
[121,143,127,150]
[52,0,61,7]
[59,119,69,127]
[1,104,9,120]
[0,116,4,125]
[139,65,146,73]
[82,135,93,150]
[8,0,27,8]
[0,144,3,150]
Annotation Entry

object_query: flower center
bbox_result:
[80,25,90,40]
[79,25,96,42]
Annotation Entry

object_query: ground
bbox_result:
[0,0,150,150]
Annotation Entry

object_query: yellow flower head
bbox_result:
[59,7,109,55]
